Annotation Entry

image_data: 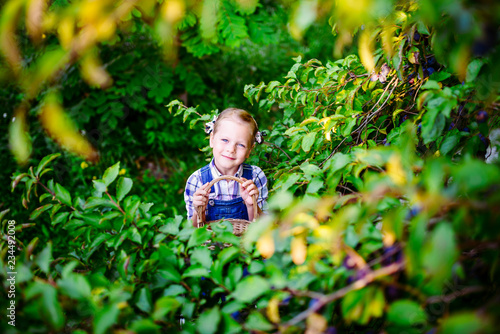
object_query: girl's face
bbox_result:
[210,118,253,175]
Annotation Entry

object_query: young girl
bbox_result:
[184,108,268,227]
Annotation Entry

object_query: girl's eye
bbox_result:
[238,144,246,148]
[221,139,228,143]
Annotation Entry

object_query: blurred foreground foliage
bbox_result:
[2,0,500,333]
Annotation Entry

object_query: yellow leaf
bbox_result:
[305,312,327,334]
[26,0,47,42]
[8,106,32,165]
[266,296,280,323]
[80,0,105,25]
[40,92,98,162]
[0,0,24,74]
[162,0,186,24]
[325,130,331,141]
[300,117,319,127]
[382,231,395,247]
[291,234,307,265]
[359,28,375,73]
[94,17,116,41]
[257,229,275,259]
[381,24,395,57]
[58,16,74,49]
[386,154,406,186]
[80,50,112,88]
[451,43,470,81]
[293,212,318,229]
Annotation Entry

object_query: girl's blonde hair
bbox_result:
[213,108,259,143]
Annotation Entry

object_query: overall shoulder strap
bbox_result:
[242,163,253,180]
[199,164,215,193]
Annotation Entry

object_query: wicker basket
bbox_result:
[196,175,259,237]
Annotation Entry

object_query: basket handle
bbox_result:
[196,175,259,227]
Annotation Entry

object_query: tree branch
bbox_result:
[280,261,405,330]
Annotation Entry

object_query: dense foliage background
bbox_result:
[1,0,499,333]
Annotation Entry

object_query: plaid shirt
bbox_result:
[184,159,268,219]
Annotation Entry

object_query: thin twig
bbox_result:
[319,136,349,168]
[266,141,291,160]
[106,191,126,215]
[37,180,77,211]
[280,261,405,331]
[426,286,485,304]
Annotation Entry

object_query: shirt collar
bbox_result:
[210,158,243,178]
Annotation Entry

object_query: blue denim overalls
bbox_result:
[200,163,253,221]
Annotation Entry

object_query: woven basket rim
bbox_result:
[196,175,259,228]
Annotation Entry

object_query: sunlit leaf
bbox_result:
[0,0,24,73]
[256,229,275,259]
[8,106,32,165]
[162,0,186,24]
[359,28,375,73]
[26,0,47,42]
[23,48,69,98]
[80,50,112,88]
[291,234,307,265]
[200,0,220,41]
[39,92,98,162]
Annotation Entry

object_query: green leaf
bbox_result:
[26,282,65,330]
[43,284,65,330]
[429,70,451,82]
[265,80,281,93]
[440,312,490,334]
[129,319,161,333]
[306,177,324,193]
[466,59,484,83]
[302,131,317,152]
[158,266,182,283]
[245,311,274,331]
[153,296,181,321]
[35,242,52,274]
[277,173,301,191]
[421,223,458,294]
[187,227,212,249]
[196,307,221,334]
[9,107,32,164]
[103,162,120,186]
[218,246,240,266]
[387,300,426,327]
[52,211,70,226]
[30,204,53,220]
[440,134,460,156]
[36,153,61,177]
[323,152,352,174]
[232,276,271,303]
[92,180,107,193]
[162,285,187,296]
[301,162,322,178]
[421,107,446,145]
[219,1,249,48]
[94,305,120,334]
[128,227,142,244]
[191,247,213,268]
[135,287,153,313]
[183,264,211,278]
[54,183,72,206]
[116,177,133,201]
[58,273,92,299]
[421,80,440,90]
[85,197,114,209]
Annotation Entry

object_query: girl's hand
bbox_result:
[193,183,210,210]
[240,178,259,206]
